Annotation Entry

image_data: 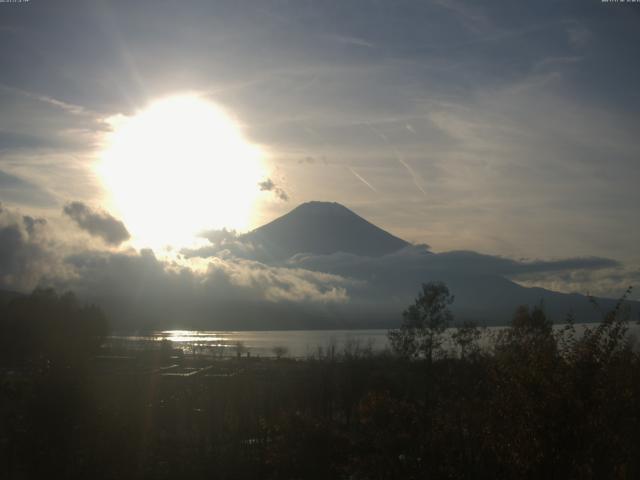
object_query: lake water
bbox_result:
[109,329,391,358]
[109,323,640,358]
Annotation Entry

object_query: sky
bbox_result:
[0,0,639,316]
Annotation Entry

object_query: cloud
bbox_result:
[0,83,107,154]
[0,83,85,115]
[288,245,621,278]
[183,232,624,308]
[0,204,353,327]
[22,215,47,236]
[0,0,637,278]
[180,231,632,321]
[0,0,637,326]
[0,169,58,207]
[287,246,620,285]
[513,267,640,302]
[258,178,275,190]
[432,0,490,33]
[419,250,620,276]
[258,178,289,201]
[63,201,130,246]
[567,24,591,48]
[284,245,634,322]
[204,257,351,304]
[298,156,317,165]
[199,228,238,244]
[328,34,374,49]
[180,228,271,262]
[0,205,67,291]
[0,202,635,328]
[60,248,355,329]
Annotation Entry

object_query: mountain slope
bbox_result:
[243,201,409,260]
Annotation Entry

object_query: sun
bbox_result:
[98,94,266,250]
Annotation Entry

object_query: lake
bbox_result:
[109,329,391,358]
[108,323,640,358]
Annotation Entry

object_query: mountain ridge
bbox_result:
[237,201,638,326]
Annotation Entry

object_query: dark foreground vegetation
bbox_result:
[1,285,639,479]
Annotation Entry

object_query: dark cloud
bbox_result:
[258,178,289,201]
[417,250,620,276]
[22,215,47,235]
[0,207,57,291]
[256,244,618,280]
[63,201,130,246]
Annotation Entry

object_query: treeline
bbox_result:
[0,285,639,479]
[0,288,107,369]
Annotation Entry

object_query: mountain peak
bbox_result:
[297,200,344,208]
[292,201,354,215]
[243,201,409,260]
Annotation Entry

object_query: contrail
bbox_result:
[0,83,86,115]
[361,122,425,195]
[394,150,426,195]
[348,166,377,193]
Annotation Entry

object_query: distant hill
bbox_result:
[242,201,409,261]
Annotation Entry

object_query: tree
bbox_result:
[452,320,482,359]
[234,341,246,358]
[272,345,289,359]
[0,289,109,476]
[0,287,108,369]
[496,303,556,361]
[388,281,454,362]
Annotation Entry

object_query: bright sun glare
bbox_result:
[99,94,266,250]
